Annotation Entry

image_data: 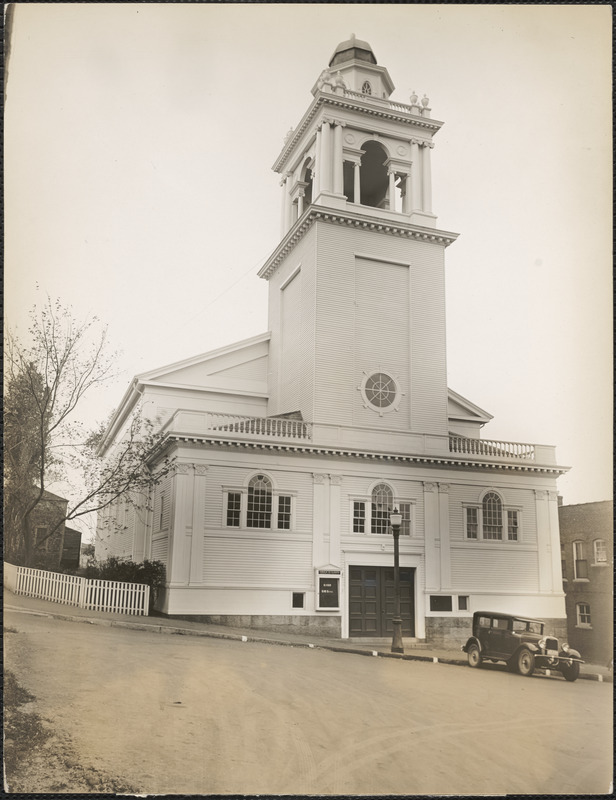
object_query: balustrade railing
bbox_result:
[206,413,311,440]
[449,435,535,461]
[342,89,420,116]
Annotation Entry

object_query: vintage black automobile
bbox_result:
[462,611,583,681]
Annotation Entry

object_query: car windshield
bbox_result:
[512,619,543,634]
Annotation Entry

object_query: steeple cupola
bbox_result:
[274,37,442,236]
[329,34,376,66]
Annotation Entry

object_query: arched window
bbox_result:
[482,492,503,540]
[465,492,518,542]
[225,475,292,531]
[247,474,272,528]
[361,80,372,95]
[371,483,393,534]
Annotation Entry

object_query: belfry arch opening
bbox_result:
[358,141,389,209]
[300,160,313,208]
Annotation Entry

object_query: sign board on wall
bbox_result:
[316,568,341,611]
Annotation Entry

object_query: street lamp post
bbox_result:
[390,507,404,654]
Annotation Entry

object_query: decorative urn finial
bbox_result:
[421,94,430,107]
[333,71,346,90]
[410,90,419,105]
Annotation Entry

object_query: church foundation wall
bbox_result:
[162,613,341,638]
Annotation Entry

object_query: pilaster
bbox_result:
[168,463,194,586]
[312,473,329,567]
[535,489,554,592]
[438,483,451,589]
[423,481,440,591]
[189,465,208,584]
[329,475,342,565]
[548,490,563,591]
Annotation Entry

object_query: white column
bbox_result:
[438,484,451,590]
[280,176,288,236]
[388,168,396,211]
[353,162,361,204]
[297,189,304,217]
[403,173,412,214]
[423,482,440,591]
[410,140,421,211]
[283,173,293,233]
[333,122,344,194]
[313,129,322,198]
[320,121,332,193]
[422,143,433,213]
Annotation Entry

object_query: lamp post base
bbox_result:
[391,618,404,654]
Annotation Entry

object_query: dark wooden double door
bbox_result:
[349,566,415,637]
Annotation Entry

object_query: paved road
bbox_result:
[5,608,613,795]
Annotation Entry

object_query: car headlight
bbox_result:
[562,643,570,653]
[538,637,546,649]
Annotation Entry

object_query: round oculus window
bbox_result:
[364,372,398,409]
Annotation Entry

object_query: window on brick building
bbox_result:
[573,541,588,579]
[576,602,591,627]
[593,539,607,564]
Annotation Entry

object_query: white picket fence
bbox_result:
[3,562,150,616]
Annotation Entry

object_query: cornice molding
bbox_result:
[273,94,443,173]
[161,433,568,476]
[258,207,459,280]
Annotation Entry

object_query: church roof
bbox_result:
[329,34,377,67]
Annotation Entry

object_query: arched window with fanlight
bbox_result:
[225,473,293,531]
[464,491,520,542]
[352,484,413,535]
[371,483,393,534]
[247,474,272,528]
[482,492,503,540]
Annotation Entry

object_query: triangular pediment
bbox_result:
[447,389,493,423]
[137,333,270,394]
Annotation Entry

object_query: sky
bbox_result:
[5,3,612,512]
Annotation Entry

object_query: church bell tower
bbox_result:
[259,37,459,457]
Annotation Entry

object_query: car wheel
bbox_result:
[467,644,482,668]
[561,662,580,682]
[517,648,535,676]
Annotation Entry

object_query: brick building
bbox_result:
[30,490,69,570]
[559,500,613,664]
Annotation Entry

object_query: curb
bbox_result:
[7,605,612,683]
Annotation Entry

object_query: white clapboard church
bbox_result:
[97,37,568,645]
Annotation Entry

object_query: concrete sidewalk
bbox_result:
[4,589,612,683]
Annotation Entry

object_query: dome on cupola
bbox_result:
[329,34,377,67]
